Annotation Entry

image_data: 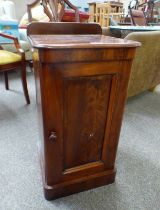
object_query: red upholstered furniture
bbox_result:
[62,9,89,22]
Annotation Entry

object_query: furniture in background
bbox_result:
[88,1,124,24]
[95,2,123,27]
[0,0,33,67]
[27,0,46,22]
[1,35,33,68]
[109,25,160,37]
[18,0,88,61]
[129,8,147,25]
[124,31,160,97]
[19,0,49,27]
[88,1,96,22]
[109,1,124,23]
[19,0,89,26]
[143,0,155,22]
[28,22,140,200]
[138,0,157,23]
[95,3,111,27]
[0,33,30,104]
[102,28,160,97]
[128,0,160,25]
[42,0,89,22]
[154,0,160,22]
[41,0,80,22]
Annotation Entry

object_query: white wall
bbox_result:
[11,0,33,20]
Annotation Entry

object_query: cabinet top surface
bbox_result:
[29,34,140,49]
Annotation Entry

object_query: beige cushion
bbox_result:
[124,31,160,97]
[19,5,49,26]
[25,50,33,61]
[1,40,32,61]
[0,50,21,65]
[1,40,31,52]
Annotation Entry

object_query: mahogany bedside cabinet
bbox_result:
[27,22,140,200]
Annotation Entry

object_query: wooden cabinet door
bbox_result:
[40,60,129,187]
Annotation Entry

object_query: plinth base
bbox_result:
[38,144,116,200]
[44,170,116,200]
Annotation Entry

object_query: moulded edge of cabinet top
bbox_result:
[28,35,141,50]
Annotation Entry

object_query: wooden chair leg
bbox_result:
[28,60,33,69]
[26,60,33,72]
[4,72,9,90]
[21,63,30,104]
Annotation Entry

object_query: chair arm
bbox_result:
[64,0,77,11]
[27,0,40,22]
[64,0,80,22]
[0,33,25,60]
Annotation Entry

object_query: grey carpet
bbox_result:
[0,71,160,210]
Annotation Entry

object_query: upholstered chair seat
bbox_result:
[0,33,30,104]
[1,40,32,61]
[0,50,21,65]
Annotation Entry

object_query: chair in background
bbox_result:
[0,33,30,104]
[19,0,50,26]
[41,0,80,22]
[124,31,160,97]
[129,8,147,25]
[143,0,155,23]
[19,0,50,68]
[19,0,89,25]
[27,0,46,22]
[129,0,156,26]
[0,0,33,68]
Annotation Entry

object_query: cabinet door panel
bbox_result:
[63,75,112,170]
[43,62,120,182]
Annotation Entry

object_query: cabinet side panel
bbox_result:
[33,51,45,162]
[63,75,112,170]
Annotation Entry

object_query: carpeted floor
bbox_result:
[0,71,160,210]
